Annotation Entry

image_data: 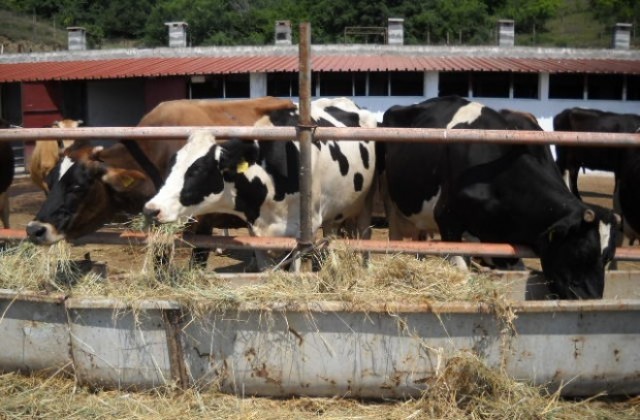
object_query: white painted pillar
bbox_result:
[425,71,439,98]
[250,73,267,98]
[539,73,550,100]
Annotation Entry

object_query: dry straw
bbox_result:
[0,354,638,419]
[1,226,636,418]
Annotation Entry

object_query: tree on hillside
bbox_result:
[408,0,492,45]
[589,0,640,28]
[495,0,562,33]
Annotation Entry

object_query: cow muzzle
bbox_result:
[26,221,64,245]
[143,205,161,225]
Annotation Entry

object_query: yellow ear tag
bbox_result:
[548,229,554,242]
[121,175,135,189]
[236,160,249,173]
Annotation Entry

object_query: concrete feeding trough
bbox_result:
[0,270,639,397]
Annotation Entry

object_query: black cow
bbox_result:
[0,118,15,228]
[554,107,640,198]
[380,96,619,300]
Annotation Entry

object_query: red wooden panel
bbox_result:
[21,82,63,128]
[144,77,187,112]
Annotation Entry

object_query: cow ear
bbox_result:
[89,146,104,161]
[102,168,149,192]
[219,139,259,174]
[543,216,572,244]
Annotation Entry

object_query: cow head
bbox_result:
[143,131,262,224]
[26,144,155,244]
[537,205,619,299]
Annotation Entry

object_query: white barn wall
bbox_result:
[289,95,639,130]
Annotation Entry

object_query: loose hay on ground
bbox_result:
[1,230,636,418]
[0,355,638,420]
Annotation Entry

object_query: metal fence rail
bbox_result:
[0,125,639,147]
[2,228,640,261]
[1,124,640,261]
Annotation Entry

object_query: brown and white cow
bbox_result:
[29,119,83,193]
[26,97,297,266]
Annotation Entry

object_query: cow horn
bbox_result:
[583,208,596,223]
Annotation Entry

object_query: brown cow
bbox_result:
[26,97,297,267]
[29,119,83,193]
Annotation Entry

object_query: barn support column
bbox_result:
[539,73,550,100]
[425,72,439,98]
[250,73,267,98]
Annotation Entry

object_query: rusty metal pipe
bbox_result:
[5,228,640,260]
[1,126,640,147]
[297,22,314,271]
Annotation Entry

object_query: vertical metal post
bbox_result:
[297,22,313,271]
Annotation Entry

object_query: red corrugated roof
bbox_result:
[0,54,639,83]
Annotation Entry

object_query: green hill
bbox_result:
[0,1,634,52]
[0,9,67,53]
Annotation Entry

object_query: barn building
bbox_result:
[0,19,638,167]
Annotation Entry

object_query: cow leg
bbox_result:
[188,217,217,269]
[435,205,469,270]
[0,192,8,228]
[611,177,624,270]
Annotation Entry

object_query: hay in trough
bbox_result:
[0,234,515,311]
[0,354,638,420]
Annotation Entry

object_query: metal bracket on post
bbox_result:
[296,22,314,272]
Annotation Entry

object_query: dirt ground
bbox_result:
[5,171,629,276]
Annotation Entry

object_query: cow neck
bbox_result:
[121,140,163,191]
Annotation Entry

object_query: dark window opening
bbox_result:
[628,75,640,101]
[368,72,389,96]
[190,76,222,98]
[190,74,249,99]
[588,74,623,100]
[390,72,424,96]
[224,74,250,98]
[267,72,298,97]
[513,73,539,99]
[319,72,355,96]
[472,72,510,98]
[549,73,584,99]
[353,73,366,96]
[439,72,468,97]
[62,81,87,120]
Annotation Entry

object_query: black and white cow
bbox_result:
[380,96,619,300]
[554,107,640,198]
[143,97,377,269]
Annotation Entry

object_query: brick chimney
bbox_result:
[67,27,87,51]
[165,21,188,48]
[275,20,292,45]
[387,18,404,45]
[613,23,632,50]
[497,19,515,47]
